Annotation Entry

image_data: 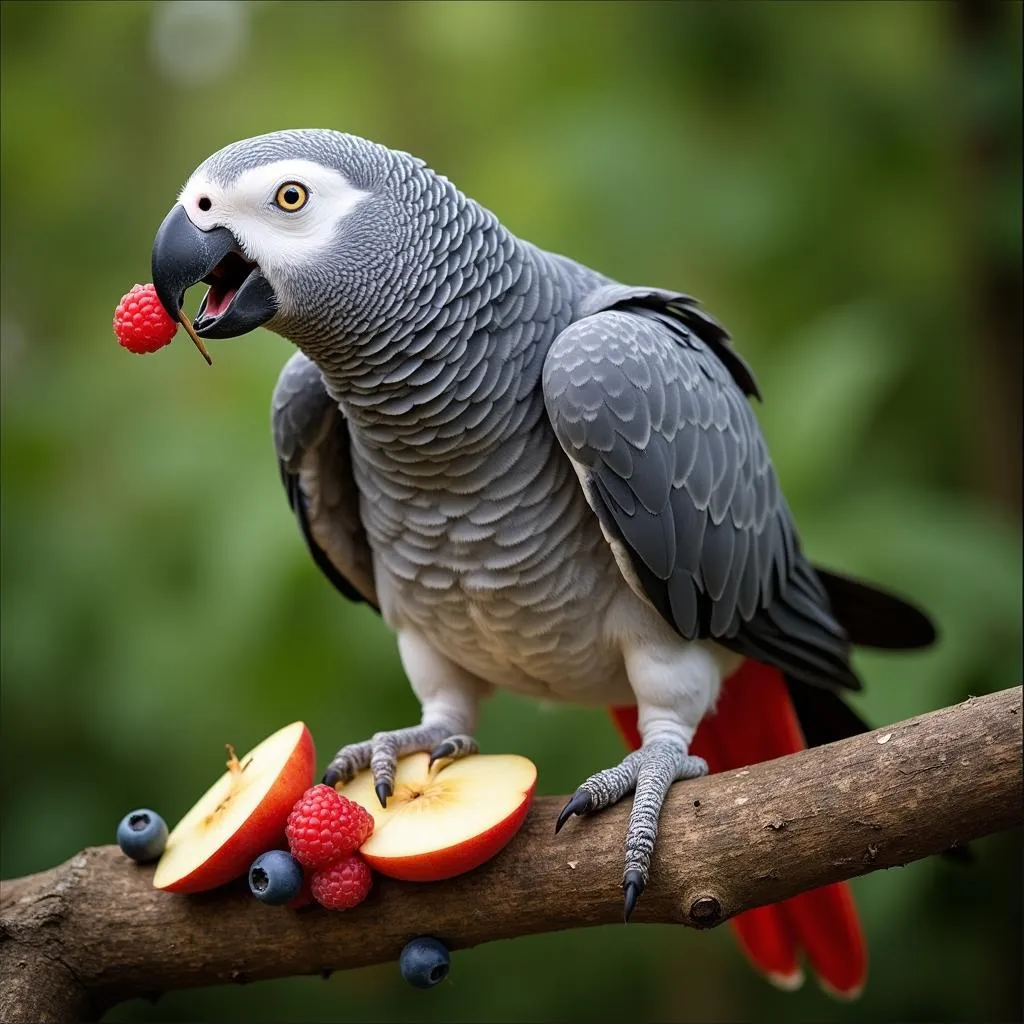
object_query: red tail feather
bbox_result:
[609,660,866,998]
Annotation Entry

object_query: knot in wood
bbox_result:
[689,895,722,927]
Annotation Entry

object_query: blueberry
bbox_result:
[116,809,168,863]
[399,936,451,989]
[248,850,304,906]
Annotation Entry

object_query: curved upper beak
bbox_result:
[150,204,277,340]
[151,204,235,319]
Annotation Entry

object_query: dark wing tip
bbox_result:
[814,567,938,651]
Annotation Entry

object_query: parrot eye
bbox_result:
[275,182,308,212]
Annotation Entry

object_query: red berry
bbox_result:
[113,283,177,354]
[285,784,375,870]
[311,853,373,911]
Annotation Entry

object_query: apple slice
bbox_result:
[153,721,315,894]
[337,752,536,882]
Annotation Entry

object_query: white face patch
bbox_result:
[177,159,370,297]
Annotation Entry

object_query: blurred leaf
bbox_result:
[758,302,909,504]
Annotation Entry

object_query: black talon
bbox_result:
[375,780,392,808]
[554,789,592,834]
[622,870,645,923]
[428,741,456,768]
[322,767,341,788]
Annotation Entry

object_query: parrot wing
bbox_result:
[272,351,378,611]
[543,286,859,691]
[547,285,940,995]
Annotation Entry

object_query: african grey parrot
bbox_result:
[150,129,935,994]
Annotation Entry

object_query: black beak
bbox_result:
[151,205,235,318]
[150,204,277,340]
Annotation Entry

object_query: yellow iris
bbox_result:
[275,182,308,211]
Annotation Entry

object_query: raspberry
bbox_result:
[285,784,374,869]
[311,853,373,910]
[113,283,178,354]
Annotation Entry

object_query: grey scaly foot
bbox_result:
[555,748,647,830]
[555,739,708,921]
[322,722,478,803]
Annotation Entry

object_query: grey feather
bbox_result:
[183,129,891,703]
[271,352,378,609]
[543,292,856,689]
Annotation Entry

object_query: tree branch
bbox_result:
[2,687,1021,1022]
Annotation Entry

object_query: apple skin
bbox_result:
[361,788,535,882]
[154,723,316,894]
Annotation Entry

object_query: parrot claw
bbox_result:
[428,740,457,766]
[427,734,480,769]
[622,870,645,922]
[375,780,392,808]
[322,739,374,790]
[554,789,593,833]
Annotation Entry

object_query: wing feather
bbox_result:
[272,351,378,611]
[543,291,858,691]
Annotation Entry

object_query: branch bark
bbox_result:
[2,687,1021,1023]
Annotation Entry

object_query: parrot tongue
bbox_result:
[203,285,238,319]
[201,251,257,320]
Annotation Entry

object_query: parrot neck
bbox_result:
[291,213,603,462]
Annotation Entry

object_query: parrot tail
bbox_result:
[608,660,867,999]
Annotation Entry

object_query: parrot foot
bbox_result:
[556,740,708,921]
[322,721,477,803]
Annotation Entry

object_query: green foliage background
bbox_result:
[2,3,1020,1021]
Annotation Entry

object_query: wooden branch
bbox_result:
[2,687,1021,1023]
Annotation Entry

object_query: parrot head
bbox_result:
[151,129,436,343]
